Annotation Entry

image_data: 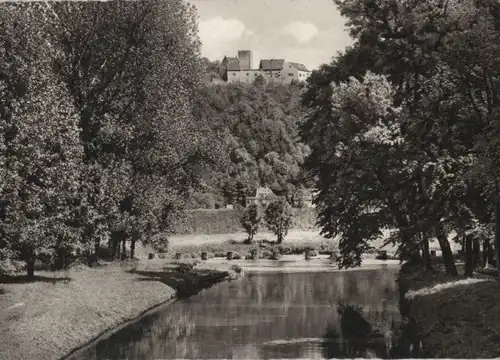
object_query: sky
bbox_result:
[189,0,354,71]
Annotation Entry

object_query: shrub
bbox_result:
[240,204,261,244]
[230,264,243,273]
[147,233,169,253]
[277,245,293,255]
[271,247,282,260]
[264,198,293,244]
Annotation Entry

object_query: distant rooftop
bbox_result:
[259,59,285,71]
[289,62,310,72]
[223,56,240,71]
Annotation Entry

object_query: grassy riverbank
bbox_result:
[167,229,456,260]
[399,261,500,358]
[0,260,233,360]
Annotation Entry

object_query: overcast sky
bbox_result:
[190,0,354,71]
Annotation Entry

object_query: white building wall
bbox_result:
[297,70,311,82]
[227,70,263,84]
[226,67,311,84]
[281,62,298,83]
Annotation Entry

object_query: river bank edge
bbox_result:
[397,260,500,358]
[0,260,240,360]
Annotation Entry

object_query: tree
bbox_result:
[0,4,84,278]
[301,0,493,274]
[1,0,224,274]
[265,198,293,244]
[241,204,261,244]
[50,0,221,261]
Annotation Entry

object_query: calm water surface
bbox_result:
[73,265,401,359]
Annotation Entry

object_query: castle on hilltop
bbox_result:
[220,50,311,84]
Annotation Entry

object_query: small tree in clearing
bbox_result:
[265,198,293,244]
[241,204,261,244]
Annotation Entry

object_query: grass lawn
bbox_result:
[399,260,500,358]
[0,260,231,360]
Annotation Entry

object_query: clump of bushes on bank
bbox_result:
[169,238,336,260]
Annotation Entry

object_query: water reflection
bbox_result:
[72,267,401,359]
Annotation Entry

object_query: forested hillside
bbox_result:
[189,75,312,209]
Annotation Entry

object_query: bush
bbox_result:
[230,264,243,273]
[264,198,293,244]
[277,245,293,255]
[148,234,169,253]
[271,247,282,260]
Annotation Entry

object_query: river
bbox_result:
[71,263,402,359]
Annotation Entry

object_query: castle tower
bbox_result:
[238,50,253,70]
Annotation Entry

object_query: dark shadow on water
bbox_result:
[129,268,228,298]
[322,302,428,359]
[322,303,389,358]
[326,302,433,359]
[0,274,72,284]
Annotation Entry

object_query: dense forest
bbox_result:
[188,72,313,209]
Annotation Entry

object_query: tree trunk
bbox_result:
[495,192,500,280]
[86,227,96,267]
[277,233,283,244]
[484,238,494,267]
[483,238,489,267]
[130,232,138,260]
[27,260,35,279]
[121,238,127,260]
[116,237,121,259]
[421,232,432,270]
[435,223,458,276]
[473,237,481,268]
[111,231,124,260]
[26,248,35,280]
[54,248,69,271]
[94,237,100,265]
[130,240,136,259]
[53,248,63,271]
[465,233,473,277]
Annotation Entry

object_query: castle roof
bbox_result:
[223,56,240,71]
[289,62,310,72]
[259,59,285,71]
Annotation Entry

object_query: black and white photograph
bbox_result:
[1,0,499,359]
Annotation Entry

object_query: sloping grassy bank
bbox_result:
[0,260,233,360]
[172,208,318,235]
[397,260,500,358]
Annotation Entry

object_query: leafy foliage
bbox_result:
[240,204,261,243]
[264,198,293,244]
